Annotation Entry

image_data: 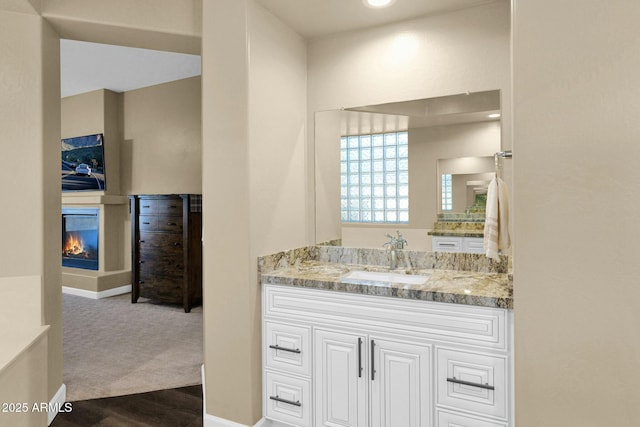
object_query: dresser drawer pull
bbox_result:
[142,222,151,225]
[138,280,144,284]
[173,242,181,247]
[169,205,178,209]
[139,260,145,264]
[142,205,151,208]
[269,395,301,407]
[139,240,145,243]
[447,377,495,390]
[268,345,301,354]
[167,222,177,226]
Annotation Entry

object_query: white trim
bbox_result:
[47,383,66,426]
[202,364,267,427]
[62,284,131,299]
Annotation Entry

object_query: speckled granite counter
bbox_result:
[428,230,484,237]
[261,261,512,309]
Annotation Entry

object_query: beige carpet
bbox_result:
[62,293,203,402]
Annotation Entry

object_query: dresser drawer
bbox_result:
[265,321,311,377]
[139,216,157,231]
[265,371,311,427]
[138,199,156,215]
[437,409,508,427]
[156,215,183,233]
[137,257,184,277]
[156,199,183,215]
[138,232,183,252]
[138,273,183,300]
[436,347,507,419]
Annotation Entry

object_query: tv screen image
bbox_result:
[61,133,106,192]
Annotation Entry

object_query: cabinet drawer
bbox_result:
[436,347,507,419]
[265,321,311,377]
[432,236,463,252]
[437,409,508,427]
[265,372,311,427]
[463,237,485,254]
[137,257,184,277]
[156,199,183,215]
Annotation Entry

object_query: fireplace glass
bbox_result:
[62,208,99,270]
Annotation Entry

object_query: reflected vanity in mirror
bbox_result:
[315,89,502,252]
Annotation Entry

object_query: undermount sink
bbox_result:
[343,270,430,285]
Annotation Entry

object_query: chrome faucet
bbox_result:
[383,231,407,270]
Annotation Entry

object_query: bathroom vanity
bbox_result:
[261,259,513,427]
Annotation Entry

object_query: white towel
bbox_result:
[483,176,511,261]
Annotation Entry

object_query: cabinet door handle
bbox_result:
[269,345,301,354]
[371,339,376,381]
[269,395,301,407]
[447,377,495,390]
[357,337,363,378]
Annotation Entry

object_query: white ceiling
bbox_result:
[60,40,201,98]
[60,0,498,97]
[253,0,498,39]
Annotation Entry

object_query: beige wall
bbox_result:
[201,0,307,424]
[309,2,511,244]
[41,0,201,54]
[61,89,122,195]
[513,0,640,425]
[0,5,62,411]
[122,76,202,195]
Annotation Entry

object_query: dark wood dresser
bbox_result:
[129,194,202,312]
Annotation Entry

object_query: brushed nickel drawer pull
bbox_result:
[447,377,495,390]
[139,260,145,264]
[142,205,151,208]
[439,243,457,247]
[138,280,144,284]
[139,240,145,243]
[167,222,177,226]
[173,242,181,246]
[269,395,301,407]
[142,222,151,225]
[169,205,178,209]
[269,345,301,354]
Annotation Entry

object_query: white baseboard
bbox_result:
[47,383,66,426]
[62,284,131,299]
[204,414,268,427]
[202,364,267,427]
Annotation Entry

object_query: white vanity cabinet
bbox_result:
[432,236,485,253]
[262,283,513,427]
[314,329,430,427]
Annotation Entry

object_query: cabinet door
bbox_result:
[315,329,367,427]
[370,337,432,427]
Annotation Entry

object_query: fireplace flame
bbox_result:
[64,233,85,256]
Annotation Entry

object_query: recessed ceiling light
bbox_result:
[488,113,501,119]
[364,0,395,8]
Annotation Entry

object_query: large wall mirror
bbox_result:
[315,90,502,251]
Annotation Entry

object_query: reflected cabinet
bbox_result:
[129,194,202,312]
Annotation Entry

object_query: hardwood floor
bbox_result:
[51,385,202,427]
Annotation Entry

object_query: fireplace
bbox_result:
[62,208,99,270]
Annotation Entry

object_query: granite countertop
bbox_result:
[428,230,485,237]
[261,261,513,309]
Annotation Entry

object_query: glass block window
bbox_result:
[341,131,409,223]
[441,174,453,211]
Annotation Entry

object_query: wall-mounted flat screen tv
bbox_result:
[61,133,106,192]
